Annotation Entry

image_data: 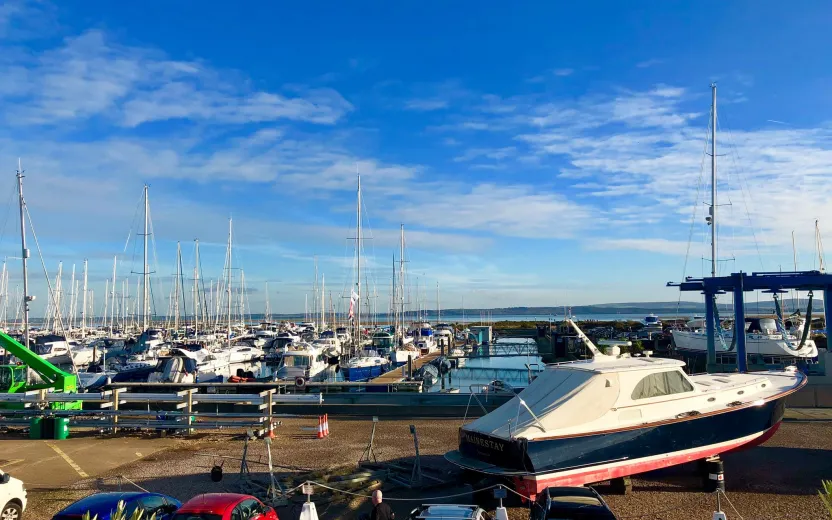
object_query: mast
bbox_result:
[142,184,150,331]
[399,224,405,336]
[321,274,325,330]
[709,83,717,278]
[16,160,31,348]
[356,174,362,347]
[0,261,7,331]
[81,259,88,333]
[68,264,76,332]
[392,254,397,338]
[792,230,799,311]
[194,239,200,337]
[109,255,117,334]
[226,218,233,349]
[264,281,271,323]
[174,242,182,332]
[437,281,440,323]
[816,220,826,273]
[54,262,63,333]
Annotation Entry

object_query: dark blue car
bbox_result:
[51,492,181,520]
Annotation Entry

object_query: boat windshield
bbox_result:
[283,354,311,367]
[372,336,394,349]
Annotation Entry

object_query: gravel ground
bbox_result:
[22,418,832,520]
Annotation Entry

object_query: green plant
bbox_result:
[631,340,645,355]
[821,480,832,517]
[82,500,157,520]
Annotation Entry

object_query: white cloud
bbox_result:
[553,68,574,77]
[0,30,353,127]
[636,59,664,68]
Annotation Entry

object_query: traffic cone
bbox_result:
[323,414,330,437]
[316,416,324,439]
[268,421,275,439]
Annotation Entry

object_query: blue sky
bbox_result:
[0,1,831,317]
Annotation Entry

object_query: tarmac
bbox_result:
[4,408,831,520]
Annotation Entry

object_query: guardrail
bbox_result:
[0,388,323,434]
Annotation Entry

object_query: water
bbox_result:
[424,337,543,393]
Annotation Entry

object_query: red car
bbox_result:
[171,493,278,520]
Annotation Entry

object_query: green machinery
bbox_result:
[0,331,81,410]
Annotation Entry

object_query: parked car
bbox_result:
[171,493,278,520]
[0,469,27,520]
[409,504,492,520]
[529,487,617,520]
[51,492,181,520]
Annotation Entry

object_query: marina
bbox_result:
[0,4,831,519]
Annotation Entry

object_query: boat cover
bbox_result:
[465,368,620,440]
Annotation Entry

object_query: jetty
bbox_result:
[371,351,441,383]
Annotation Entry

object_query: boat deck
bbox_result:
[371,351,441,383]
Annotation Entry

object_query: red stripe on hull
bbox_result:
[513,422,779,498]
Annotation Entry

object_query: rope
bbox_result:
[118,475,150,493]
[304,480,528,502]
[676,121,713,320]
[718,489,745,520]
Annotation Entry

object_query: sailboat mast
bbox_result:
[399,224,405,335]
[710,83,718,278]
[321,274,325,330]
[174,242,182,332]
[194,239,200,337]
[356,175,362,347]
[16,160,30,348]
[81,259,88,333]
[142,184,150,331]
[265,281,270,323]
[437,281,440,323]
[227,218,233,349]
[109,255,117,334]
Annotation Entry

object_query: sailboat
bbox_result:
[670,86,818,360]
[446,318,806,498]
[339,176,390,381]
[390,225,419,366]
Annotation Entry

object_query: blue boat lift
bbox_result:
[668,270,832,373]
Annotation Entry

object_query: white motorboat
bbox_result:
[447,319,806,498]
[224,343,264,363]
[672,316,817,358]
[275,342,329,383]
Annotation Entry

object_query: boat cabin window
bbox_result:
[631,370,693,400]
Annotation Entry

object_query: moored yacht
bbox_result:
[446,319,806,498]
[672,316,818,358]
[340,350,390,381]
[275,342,329,383]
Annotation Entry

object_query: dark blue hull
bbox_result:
[457,397,787,478]
[342,363,390,382]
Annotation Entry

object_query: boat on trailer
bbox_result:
[445,319,806,498]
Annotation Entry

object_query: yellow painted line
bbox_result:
[46,443,89,478]
[0,459,24,468]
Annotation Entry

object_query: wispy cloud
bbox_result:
[0,30,353,127]
[636,58,664,68]
[404,98,449,111]
[553,68,574,76]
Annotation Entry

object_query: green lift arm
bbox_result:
[0,331,80,409]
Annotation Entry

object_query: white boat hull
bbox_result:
[672,330,817,358]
